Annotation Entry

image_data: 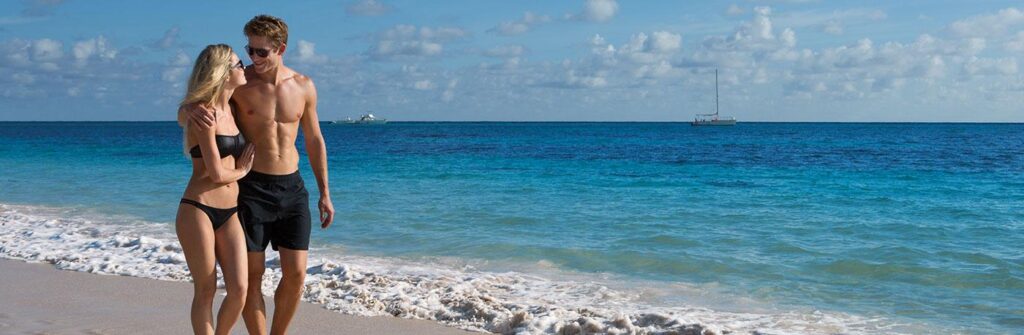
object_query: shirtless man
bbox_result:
[187,15,334,335]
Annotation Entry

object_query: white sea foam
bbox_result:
[0,203,930,335]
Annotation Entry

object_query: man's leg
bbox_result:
[269,247,307,335]
[242,252,267,335]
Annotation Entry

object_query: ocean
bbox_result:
[1,122,1021,334]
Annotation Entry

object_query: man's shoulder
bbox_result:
[286,68,314,88]
[286,71,316,99]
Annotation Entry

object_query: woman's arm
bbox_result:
[188,108,250,184]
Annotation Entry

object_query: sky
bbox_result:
[0,0,1022,122]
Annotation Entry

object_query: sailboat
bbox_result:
[691,69,736,126]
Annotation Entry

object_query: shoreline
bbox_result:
[0,258,476,335]
[0,202,936,334]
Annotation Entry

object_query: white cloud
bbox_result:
[441,79,457,102]
[779,28,796,47]
[3,4,1023,122]
[346,0,393,16]
[380,25,467,41]
[171,51,190,66]
[907,34,985,57]
[1005,31,1024,52]
[31,38,62,62]
[633,60,677,79]
[822,20,843,35]
[369,25,467,60]
[482,45,525,58]
[2,39,32,67]
[295,40,327,64]
[563,69,607,88]
[162,51,191,83]
[11,72,35,85]
[1,38,63,70]
[774,8,887,31]
[649,31,682,53]
[413,79,434,90]
[614,31,683,62]
[750,7,775,39]
[371,41,443,58]
[726,4,745,16]
[490,12,551,36]
[492,22,529,36]
[154,27,180,50]
[73,36,116,66]
[702,6,795,51]
[162,67,186,83]
[37,62,58,71]
[948,7,1024,38]
[963,56,1018,76]
[580,0,619,23]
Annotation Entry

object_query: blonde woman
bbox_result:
[175,44,254,335]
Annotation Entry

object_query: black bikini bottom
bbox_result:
[180,198,238,231]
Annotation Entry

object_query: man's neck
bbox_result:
[256,64,289,85]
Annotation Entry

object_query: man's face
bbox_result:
[245,35,283,74]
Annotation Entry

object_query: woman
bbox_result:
[175,44,254,335]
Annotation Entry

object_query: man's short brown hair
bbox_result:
[244,15,289,47]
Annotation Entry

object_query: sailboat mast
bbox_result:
[715,69,719,117]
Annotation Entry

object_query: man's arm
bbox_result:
[299,77,335,228]
[178,103,215,128]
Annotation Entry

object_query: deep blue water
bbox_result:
[1,122,1022,333]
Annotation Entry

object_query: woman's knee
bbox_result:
[225,279,248,298]
[193,278,218,300]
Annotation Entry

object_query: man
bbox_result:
[187,14,334,335]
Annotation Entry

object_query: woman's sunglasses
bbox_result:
[245,45,272,58]
[233,60,244,70]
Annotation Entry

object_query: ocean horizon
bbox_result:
[1,121,1021,334]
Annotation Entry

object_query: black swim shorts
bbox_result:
[238,170,312,251]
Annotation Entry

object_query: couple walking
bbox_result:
[174,15,334,335]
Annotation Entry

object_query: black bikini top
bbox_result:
[189,133,246,159]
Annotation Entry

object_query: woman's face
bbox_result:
[224,53,247,88]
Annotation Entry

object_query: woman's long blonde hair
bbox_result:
[179,44,235,157]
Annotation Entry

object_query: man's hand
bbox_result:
[318,195,335,229]
[186,104,215,130]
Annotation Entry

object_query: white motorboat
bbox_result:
[335,113,387,124]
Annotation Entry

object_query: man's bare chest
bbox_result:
[235,85,305,123]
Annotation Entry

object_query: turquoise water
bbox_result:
[1,122,1022,333]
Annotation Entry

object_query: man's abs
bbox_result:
[242,124,302,175]
[252,147,300,174]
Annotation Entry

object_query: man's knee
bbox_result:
[247,254,266,280]
[281,265,306,283]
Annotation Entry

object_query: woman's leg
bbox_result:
[213,214,249,335]
[176,205,218,335]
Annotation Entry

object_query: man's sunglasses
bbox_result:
[245,45,272,58]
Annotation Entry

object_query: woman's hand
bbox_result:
[236,143,255,173]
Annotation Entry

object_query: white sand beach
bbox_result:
[0,259,476,335]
